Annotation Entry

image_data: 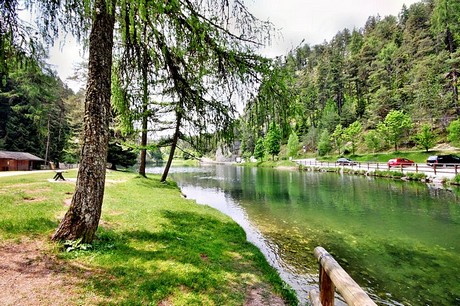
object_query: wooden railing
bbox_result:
[294,159,460,178]
[309,247,377,306]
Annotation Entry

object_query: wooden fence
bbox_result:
[309,247,377,306]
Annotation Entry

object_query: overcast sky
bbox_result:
[246,0,421,57]
[48,0,421,91]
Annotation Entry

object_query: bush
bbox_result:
[451,174,460,185]
[405,172,427,181]
[373,170,403,178]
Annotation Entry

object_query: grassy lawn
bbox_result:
[0,170,297,305]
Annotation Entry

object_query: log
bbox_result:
[314,247,377,306]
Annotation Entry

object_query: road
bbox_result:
[293,159,459,181]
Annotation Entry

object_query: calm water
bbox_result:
[148,164,460,305]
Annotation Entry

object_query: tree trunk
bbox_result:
[138,43,149,177]
[44,113,51,166]
[161,111,182,182]
[52,0,115,244]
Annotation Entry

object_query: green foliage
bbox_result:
[373,170,404,178]
[431,0,460,49]
[451,174,460,185]
[149,147,163,162]
[318,130,332,156]
[0,62,73,163]
[0,171,297,305]
[286,131,300,158]
[344,121,363,155]
[331,124,345,154]
[405,172,427,181]
[64,238,93,252]
[264,122,281,160]
[376,110,413,151]
[447,119,460,145]
[413,124,436,152]
[364,130,383,153]
[107,141,137,170]
[238,1,458,156]
[253,138,265,161]
[112,0,275,165]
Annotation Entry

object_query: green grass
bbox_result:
[0,170,297,305]
[242,160,299,168]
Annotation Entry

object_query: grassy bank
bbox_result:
[0,170,297,305]
[241,160,299,168]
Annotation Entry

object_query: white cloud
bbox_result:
[46,0,421,90]
[246,0,420,57]
[47,36,86,92]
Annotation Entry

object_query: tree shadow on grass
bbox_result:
[79,209,293,305]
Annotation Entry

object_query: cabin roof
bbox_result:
[0,151,44,161]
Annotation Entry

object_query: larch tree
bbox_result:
[264,122,281,160]
[52,0,116,243]
[52,0,274,242]
[111,0,274,182]
[0,0,112,242]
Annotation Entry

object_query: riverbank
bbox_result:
[0,170,297,305]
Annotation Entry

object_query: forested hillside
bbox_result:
[239,0,460,157]
[0,59,80,165]
[2,0,459,164]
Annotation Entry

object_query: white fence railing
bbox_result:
[293,159,460,179]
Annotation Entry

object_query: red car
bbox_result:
[387,158,415,167]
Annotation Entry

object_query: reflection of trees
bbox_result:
[175,165,460,305]
[179,166,460,226]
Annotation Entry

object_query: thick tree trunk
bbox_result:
[52,0,115,244]
[161,111,182,182]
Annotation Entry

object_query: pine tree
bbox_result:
[287,131,300,158]
[264,122,281,160]
[253,138,265,161]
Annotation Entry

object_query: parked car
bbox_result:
[387,158,414,167]
[426,154,460,167]
[336,157,357,166]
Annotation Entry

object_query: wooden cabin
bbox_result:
[0,151,45,171]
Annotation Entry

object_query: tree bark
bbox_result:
[52,0,115,243]
[161,111,182,182]
[138,43,149,177]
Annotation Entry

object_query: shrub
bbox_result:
[405,172,427,181]
[451,174,460,185]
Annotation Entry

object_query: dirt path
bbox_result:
[0,239,287,305]
[0,239,92,306]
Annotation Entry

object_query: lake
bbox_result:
[148,164,460,305]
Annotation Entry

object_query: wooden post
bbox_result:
[456,165,458,175]
[319,262,335,305]
[434,164,437,175]
[312,247,377,306]
[416,164,418,173]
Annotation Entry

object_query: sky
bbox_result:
[46,0,421,92]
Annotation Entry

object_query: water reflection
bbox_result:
[148,164,460,305]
